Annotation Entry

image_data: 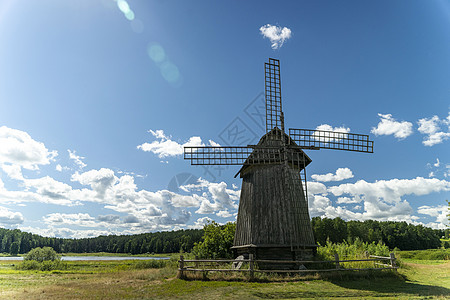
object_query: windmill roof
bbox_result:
[237,128,312,177]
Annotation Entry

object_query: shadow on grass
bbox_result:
[329,275,450,298]
[251,277,450,299]
[181,269,450,299]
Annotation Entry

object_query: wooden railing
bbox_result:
[178,253,397,280]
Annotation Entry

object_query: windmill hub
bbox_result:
[184,58,373,270]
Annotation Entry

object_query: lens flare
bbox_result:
[160,61,180,84]
[117,0,130,14]
[125,10,134,20]
[147,44,166,63]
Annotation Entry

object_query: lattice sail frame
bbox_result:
[265,58,284,133]
[289,128,374,153]
[184,146,310,169]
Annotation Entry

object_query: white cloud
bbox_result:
[336,197,359,204]
[325,177,449,222]
[434,158,440,168]
[259,24,292,49]
[137,129,220,159]
[19,226,114,239]
[68,150,87,169]
[1,164,23,180]
[217,210,232,218]
[0,126,57,174]
[179,178,239,214]
[418,114,450,146]
[417,205,449,229]
[371,113,413,139]
[308,195,332,216]
[311,168,354,182]
[306,181,327,195]
[24,176,78,205]
[97,214,121,223]
[0,206,24,225]
[196,199,219,214]
[208,140,221,147]
[44,213,96,227]
[188,216,212,229]
[71,168,117,198]
[313,124,350,143]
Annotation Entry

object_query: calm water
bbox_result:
[0,256,170,261]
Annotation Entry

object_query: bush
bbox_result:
[192,221,236,259]
[15,247,66,271]
[17,259,67,271]
[24,247,60,262]
[317,238,390,260]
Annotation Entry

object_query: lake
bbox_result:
[0,256,170,261]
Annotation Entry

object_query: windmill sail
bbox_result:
[265,58,284,133]
[289,128,374,153]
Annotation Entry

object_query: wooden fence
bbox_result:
[178,253,397,279]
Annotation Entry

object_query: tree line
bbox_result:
[311,217,443,250]
[0,227,203,255]
[0,217,445,255]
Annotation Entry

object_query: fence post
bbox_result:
[179,255,184,278]
[249,253,254,280]
[390,253,396,269]
[334,253,340,269]
[195,255,199,270]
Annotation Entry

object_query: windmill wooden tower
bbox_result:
[184,58,373,267]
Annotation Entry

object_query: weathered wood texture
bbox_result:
[233,129,316,268]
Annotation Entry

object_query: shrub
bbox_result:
[17,259,67,271]
[317,238,390,260]
[16,247,66,271]
[24,247,60,262]
[192,221,236,259]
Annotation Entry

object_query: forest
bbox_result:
[0,217,445,255]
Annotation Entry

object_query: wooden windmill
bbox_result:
[184,58,373,267]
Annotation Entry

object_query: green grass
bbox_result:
[0,253,449,299]
[60,251,174,257]
[396,249,450,260]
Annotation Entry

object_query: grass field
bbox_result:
[0,255,448,299]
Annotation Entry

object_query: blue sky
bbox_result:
[0,0,448,238]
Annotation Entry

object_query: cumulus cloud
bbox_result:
[324,177,449,222]
[305,174,450,229]
[44,213,96,227]
[217,210,232,218]
[68,150,87,170]
[188,216,212,229]
[0,206,24,225]
[0,126,57,176]
[259,24,292,49]
[72,168,117,198]
[417,205,449,229]
[306,181,327,195]
[137,129,219,159]
[371,113,413,139]
[97,214,121,223]
[313,124,350,143]
[311,168,354,182]
[19,225,114,239]
[417,113,450,146]
[181,178,240,214]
